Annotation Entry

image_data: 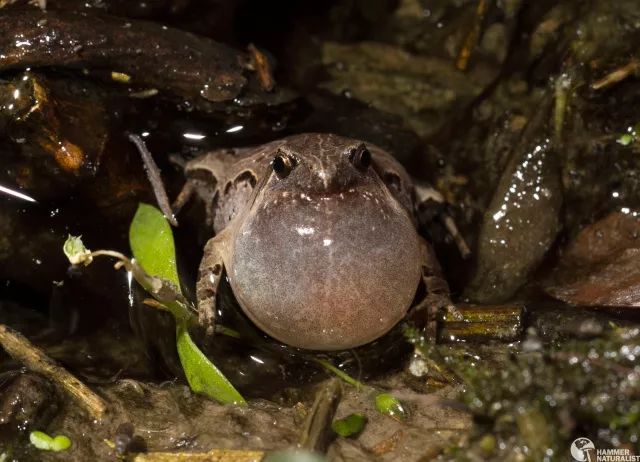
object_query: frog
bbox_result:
[176,133,466,351]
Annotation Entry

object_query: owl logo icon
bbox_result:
[571,438,596,462]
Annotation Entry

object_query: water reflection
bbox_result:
[0,183,36,203]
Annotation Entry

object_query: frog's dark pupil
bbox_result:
[273,154,292,178]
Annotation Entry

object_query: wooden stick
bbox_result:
[133,449,264,462]
[591,60,639,90]
[248,44,275,92]
[0,324,107,420]
[298,378,342,453]
[439,304,524,342]
[128,133,178,227]
[456,0,488,71]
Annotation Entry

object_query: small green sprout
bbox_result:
[616,124,640,146]
[63,235,93,266]
[375,393,407,420]
[617,133,634,146]
[331,413,367,437]
[29,431,72,451]
[315,358,405,420]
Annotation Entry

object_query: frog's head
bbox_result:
[229,134,422,351]
[264,133,379,194]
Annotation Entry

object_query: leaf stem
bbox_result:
[313,358,365,390]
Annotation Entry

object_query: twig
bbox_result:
[143,298,171,311]
[0,324,107,420]
[171,181,195,216]
[554,73,572,144]
[298,378,342,453]
[132,449,264,461]
[439,303,523,342]
[313,358,365,390]
[591,59,639,90]
[456,0,488,71]
[442,215,471,258]
[86,250,195,324]
[248,44,275,92]
[128,133,178,227]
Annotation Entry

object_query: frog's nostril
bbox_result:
[349,144,371,170]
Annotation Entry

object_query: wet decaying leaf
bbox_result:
[323,42,490,135]
[0,71,108,199]
[466,98,562,303]
[0,9,268,104]
[312,0,521,139]
[321,41,494,138]
[546,212,640,307]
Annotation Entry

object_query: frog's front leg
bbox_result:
[196,231,230,337]
[415,238,459,341]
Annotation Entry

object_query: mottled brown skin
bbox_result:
[186,133,451,351]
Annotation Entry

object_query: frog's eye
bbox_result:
[349,144,371,171]
[272,151,296,179]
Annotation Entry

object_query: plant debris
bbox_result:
[0,10,271,104]
[546,212,640,307]
[0,324,107,420]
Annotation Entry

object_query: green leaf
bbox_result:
[374,393,407,420]
[29,431,72,452]
[29,431,53,450]
[129,203,245,406]
[176,321,246,405]
[331,413,367,437]
[129,203,180,288]
[51,435,72,451]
